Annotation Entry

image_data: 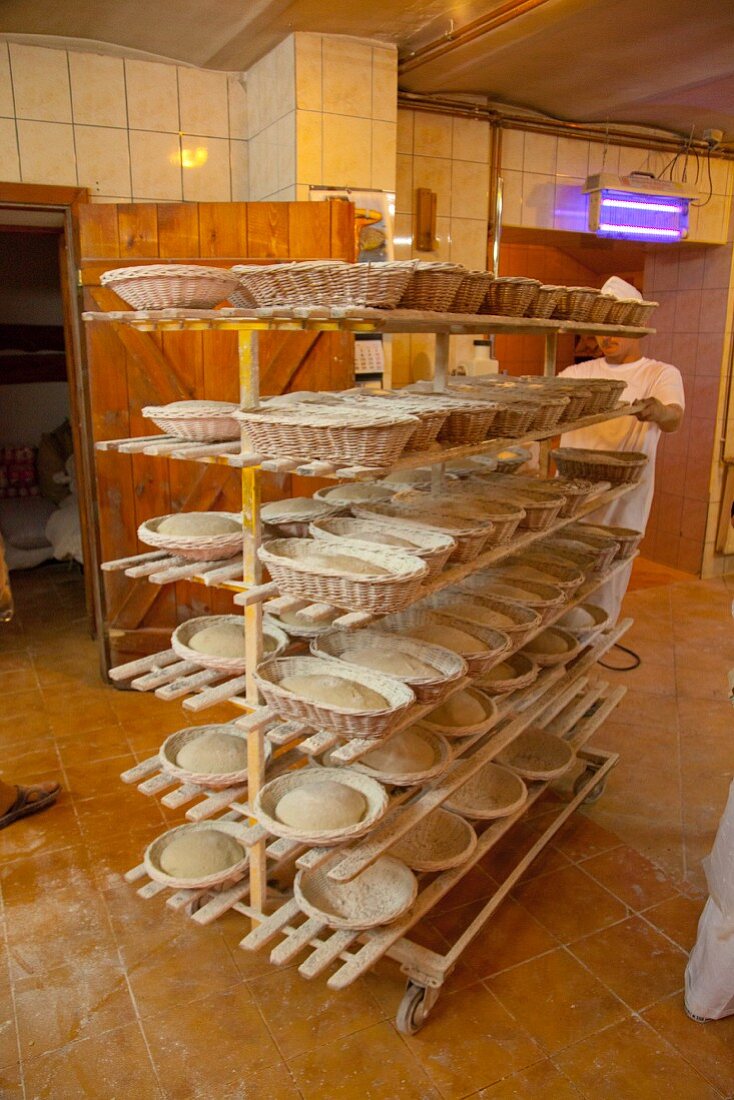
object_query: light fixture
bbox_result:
[583,172,698,242]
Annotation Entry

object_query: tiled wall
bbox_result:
[0,41,248,202]
[500,129,733,244]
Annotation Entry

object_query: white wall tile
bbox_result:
[0,43,14,117]
[178,68,229,138]
[397,108,414,154]
[413,112,451,158]
[450,217,487,269]
[587,142,619,175]
[500,128,524,171]
[295,33,322,111]
[10,44,71,123]
[499,167,522,225]
[0,117,20,181]
[523,132,557,175]
[393,212,413,258]
[17,119,76,185]
[451,160,489,221]
[296,110,322,186]
[452,116,489,164]
[395,153,413,214]
[695,196,728,244]
[322,38,372,118]
[181,136,230,201]
[521,171,558,228]
[129,129,182,200]
[75,124,131,195]
[554,178,588,232]
[230,139,248,201]
[125,59,179,132]
[69,52,126,128]
[372,46,397,123]
[556,136,589,179]
[248,128,277,200]
[413,155,452,217]
[322,112,370,188]
[227,75,248,140]
[371,119,396,191]
[617,145,651,176]
[273,37,296,120]
[90,194,131,203]
[276,111,296,192]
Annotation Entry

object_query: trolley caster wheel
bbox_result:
[574,772,607,805]
[395,981,440,1035]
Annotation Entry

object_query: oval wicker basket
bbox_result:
[606,297,640,326]
[261,497,342,539]
[142,400,240,442]
[311,629,467,705]
[430,590,542,645]
[159,724,270,789]
[258,537,428,614]
[398,262,467,312]
[326,725,450,787]
[263,607,341,639]
[295,856,418,931]
[458,574,566,624]
[475,651,539,695]
[572,523,642,560]
[254,655,415,739]
[309,517,456,579]
[489,401,538,439]
[541,534,618,574]
[452,271,495,314]
[433,492,526,546]
[481,276,540,317]
[436,398,499,445]
[388,607,512,679]
[496,554,585,593]
[444,762,528,820]
[138,512,243,561]
[312,483,395,508]
[420,686,498,739]
[498,727,576,780]
[100,265,240,310]
[390,808,477,871]
[254,766,389,845]
[144,821,249,889]
[171,615,288,673]
[528,284,565,319]
[552,286,599,321]
[551,447,647,486]
[555,602,610,641]
[520,625,582,668]
[353,501,492,564]
[562,525,622,564]
[588,293,615,325]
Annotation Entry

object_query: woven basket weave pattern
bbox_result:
[101,265,239,310]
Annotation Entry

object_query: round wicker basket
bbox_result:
[398,262,467,312]
[333,725,451,787]
[254,766,389,845]
[312,483,395,508]
[138,512,242,561]
[452,271,495,314]
[295,856,418,930]
[388,607,512,679]
[142,400,240,442]
[254,655,416,739]
[101,265,240,310]
[444,762,528,820]
[261,497,342,539]
[420,686,497,738]
[551,447,647,486]
[390,808,477,871]
[555,602,610,641]
[498,727,576,780]
[158,724,270,789]
[144,821,249,889]
[171,615,288,673]
[481,276,540,317]
[520,626,582,668]
[475,651,539,695]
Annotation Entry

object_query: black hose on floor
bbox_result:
[598,643,641,671]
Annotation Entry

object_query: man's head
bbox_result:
[597,276,644,364]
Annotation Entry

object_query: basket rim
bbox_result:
[389,807,477,870]
[309,516,456,556]
[261,498,341,525]
[335,726,452,787]
[172,614,287,671]
[444,761,528,819]
[521,625,583,666]
[310,629,467,688]
[144,820,249,889]
[258,536,429,583]
[101,265,239,283]
[294,856,418,930]
[552,447,647,468]
[420,685,498,735]
[142,401,238,419]
[498,727,576,780]
[236,405,419,430]
[255,655,416,717]
[159,724,269,787]
[254,766,389,844]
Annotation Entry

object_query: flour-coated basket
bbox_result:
[138,511,243,561]
[261,497,343,539]
[390,808,477,871]
[171,615,287,673]
[295,856,418,931]
[142,400,240,442]
[386,606,512,680]
[556,602,610,642]
[444,762,528,820]
[419,686,498,739]
[398,261,467,312]
[101,264,240,310]
[495,554,585,594]
[254,655,415,739]
[312,483,395,508]
[541,534,618,575]
[571,523,642,561]
[474,651,540,695]
[458,573,566,625]
[144,821,250,889]
[309,516,456,579]
[551,447,647,485]
[254,767,389,845]
[520,625,582,668]
[498,727,576,781]
[452,270,495,314]
[353,501,493,564]
[429,589,542,646]
[330,726,451,787]
[158,724,270,789]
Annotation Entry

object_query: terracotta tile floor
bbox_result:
[1,561,733,1099]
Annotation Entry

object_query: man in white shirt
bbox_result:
[557,277,685,620]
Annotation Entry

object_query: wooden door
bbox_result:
[78,200,355,669]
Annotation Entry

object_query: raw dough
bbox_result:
[445,601,516,630]
[280,673,388,711]
[188,622,276,659]
[557,606,596,630]
[298,548,390,576]
[405,623,488,655]
[361,727,435,774]
[340,645,437,679]
[426,690,487,728]
[157,513,240,536]
[176,732,247,774]
[159,830,244,878]
[275,780,366,830]
[524,629,570,655]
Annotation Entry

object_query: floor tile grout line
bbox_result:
[0,904,26,1100]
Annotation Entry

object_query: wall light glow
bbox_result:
[170,146,209,168]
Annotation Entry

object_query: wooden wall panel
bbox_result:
[158,204,200,257]
[78,205,120,258]
[246,203,291,257]
[117,204,158,257]
[199,203,248,257]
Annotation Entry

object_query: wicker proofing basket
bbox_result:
[436,398,499,445]
[588,293,615,325]
[254,655,416,739]
[430,590,542,647]
[258,537,428,614]
[606,297,640,326]
[295,856,418,931]
[138,512,243,561]
[541,534,619,574]
[420,686,497,739]
[556,602,610,642]
[527,284,565,319]
[353,501,493,564]
[261,497,343,539]
[100,265,240,310]
[552,286,599,321]
[309,517,456,580]
[342,261,418,308]
[310,629,467,705]
[551,447,647,485]
[398,262,467,311]
[573,523,642,560]
[481,276,540,316]
[312,483,395,508]
[144,821,249,889]
[489,401,537,438]
[444,762,528,820]
[142,401,240,442]
[253,767,389,845]
[171,615,288,673]
[521,625,583,668]
[458,574,566,624]
[335,726,451,787]
[497,727,576,781]
[400,488,524,547]
[475,651,539,695]
[389,808,477,871]
[159,724,271,789]
[493,554,585,593]
[385,607,512,679]
[451,271,495,314]
[474,488,564,532]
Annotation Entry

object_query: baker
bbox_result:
[557,276,685,621]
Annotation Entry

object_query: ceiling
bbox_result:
[4,0,734,143]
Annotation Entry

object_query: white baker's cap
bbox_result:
[601,276,642,301]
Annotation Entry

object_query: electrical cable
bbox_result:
[597,643,641,671]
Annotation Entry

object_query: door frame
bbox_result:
[0,183,105,657]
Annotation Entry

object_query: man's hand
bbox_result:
[635,398,683,433]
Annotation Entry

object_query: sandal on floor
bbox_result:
[0,782,61,830]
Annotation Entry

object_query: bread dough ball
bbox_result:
[280,673,388,711]
[340,645,437,679]
[157,513,240,536]
[405,623,488,654]
[524,629,569,655]
[558,606,596,630]
[275,780,366,830]
[188,622,276,659]
[176,732,247,774]
[299,548,390,576]
[446,601,516,631]
[159,830,244,879]
[426,690,487,728]
[482,661,516,682]
[361,727,435,774]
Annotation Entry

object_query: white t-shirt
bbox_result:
[557,356,685,533]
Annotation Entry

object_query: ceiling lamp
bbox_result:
[583,172,698,242]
